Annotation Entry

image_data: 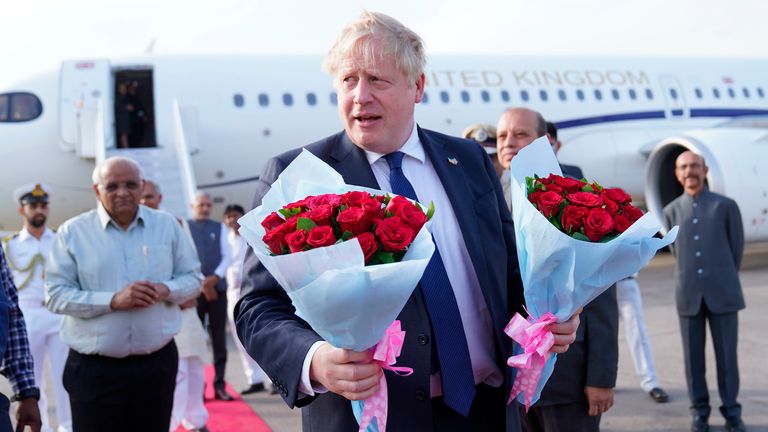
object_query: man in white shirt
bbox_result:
[46,157,202,432]
[2,183,68,432]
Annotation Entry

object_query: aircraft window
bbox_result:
[743,87,750,98]
[539,90,548,102]
[758,88,765,98]
[520,90,529,102]
[481,90,490,103]
[500,90,510,102]
[694,88,703,99]
[422,92,429,104]
[258,93,269,107]
[594,89,603,101]
[306,92,317,106]
[330,92,338,106]
[440,91,450,103]
[576,89,585,101]
[461,91,470,103]
[0,92,43,123]
[628,89,637,100]
[611,89,620,100]
[712,88,721,98]
[645,88,654,100]
[558,89,567,101]
[233,94,245,107]
[669,89,678,100]
[727,88,736,98]
[283,93,293,106]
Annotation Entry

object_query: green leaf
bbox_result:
[383,193,392,205]
[340,230,353,241]
[377,251,395,264]
[548,216,562,230]
[278,207,301,218]
[600,234,617,243]
[581,185,595,193]
[426,201,436,220]
[572,232,590,242]
[297,217,317,232]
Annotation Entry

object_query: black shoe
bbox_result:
[214,387,235,401]
[648,387,669,403]
[725,417,746,432]
[691,416,709,432]
[241,383,266,395]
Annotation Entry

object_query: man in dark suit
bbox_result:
[663,151,745,432]
[497,109,619,431]
[235,11,579,432]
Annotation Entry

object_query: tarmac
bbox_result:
[5,243,767,431]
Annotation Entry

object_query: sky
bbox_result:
[1,0,767,88]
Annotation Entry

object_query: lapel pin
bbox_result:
[448,157,458,165]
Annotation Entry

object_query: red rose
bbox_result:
[375,195,386,203]
[285,229,308,253]
[262,223,290,254]
[361,198,385,220]
[554,176,586,194]
[528,190,544,207]
[560,205,589,233]
[567,191,603,207]
[614,214,632,233]
[584,208,615,241]
[337,207,371,235]
[261,212,285,231]
[342,191,371,207]
[305,204,334,226]
[543,183,564,194]
[537,191,564,218]
[375,217,415,252]
[603,197,620,216]
[356,232,378,263]
[307,194,342,209]
[306,225,336,248]
[602,188,631,204]
[284,214,301,231]
[385,195,411,215]
[284,199,308,212]
[395,202,428,233]
[621,204,644,223]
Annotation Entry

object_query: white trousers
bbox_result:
[170,356,208,431]
[22,306,71,432]
[617,277,660,392]
[227,288,266,386]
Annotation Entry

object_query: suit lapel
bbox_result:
[325,133,381,190]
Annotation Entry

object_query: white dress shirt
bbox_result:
[46,204,203,358]
[300,124,502,396]
[3,227,56,308]
[225,229,247,292]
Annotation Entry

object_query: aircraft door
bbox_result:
[658,75,689,121]
[59,60,114,157]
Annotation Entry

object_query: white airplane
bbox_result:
[1,55,767,241]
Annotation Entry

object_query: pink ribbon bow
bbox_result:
[358,320,413,432]
[504,311,558,411]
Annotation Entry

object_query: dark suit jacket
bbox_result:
[533,286,618,407]
[559,163,584,181]
[235,128,526,431]
[663,189,745,316]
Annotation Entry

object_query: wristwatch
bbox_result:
[11,387,40,402]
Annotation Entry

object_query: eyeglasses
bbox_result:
[99,181,142,193]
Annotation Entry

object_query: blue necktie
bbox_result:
[384,151,476,416]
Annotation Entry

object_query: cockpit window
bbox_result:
[0,92,43,122]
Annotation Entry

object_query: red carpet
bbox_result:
[175,366,272,432]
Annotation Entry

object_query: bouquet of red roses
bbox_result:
[504,137,678,410]
[260,192,434,265]
[526,174,644,242]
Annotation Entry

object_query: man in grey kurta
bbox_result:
[663,151,745,432]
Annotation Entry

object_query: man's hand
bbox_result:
[149,282,170,302]
[547,309,581,354]
[15,398,41,432]
[585,386,614,416]
[309,343,382,401]
[202,275,220,302]
[110,281,159,310]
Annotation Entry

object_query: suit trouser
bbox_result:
[197,291,228,388]
[679,304,741,420]
[63,341,178,432]
[226,287,265,386]
[431,384,506,431]
[170,356,208,431]
[616,278,659,392]
[519,400,601,432]
[0,394,12,432]
[22,305,72,432]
